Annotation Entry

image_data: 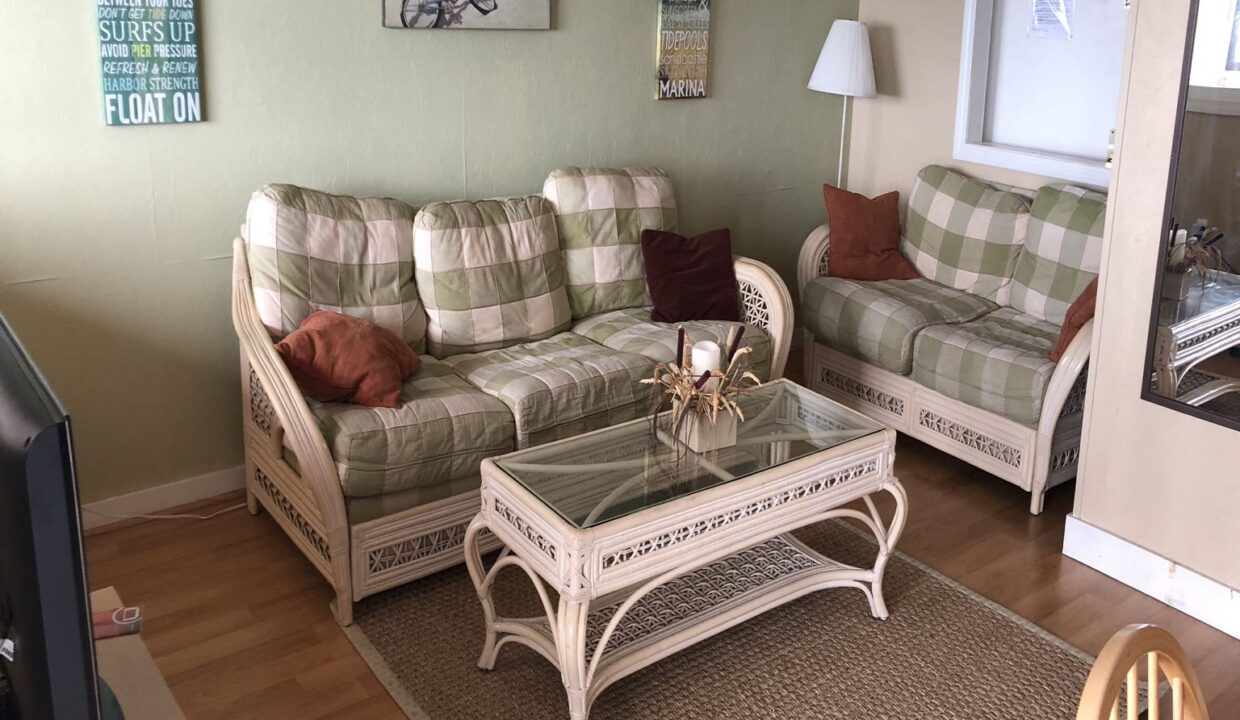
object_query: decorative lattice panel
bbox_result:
[1050,446,1080,473]
[495,498,558,561]
[817,366,906,418]
[1059,369,1089,418]
[738,280,771,331]
[249,369,275,436]
[255,468,330,561]
[368,523,469,574]
[587,537,820,656]
[917,409,1023,469]
[602,459,878,570]
[815,248,830,279]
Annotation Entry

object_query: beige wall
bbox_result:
[0,0,855,503]
[849,0,1057,201]
[1077,0,1240,590]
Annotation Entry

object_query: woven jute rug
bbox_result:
[343,519,1097,719]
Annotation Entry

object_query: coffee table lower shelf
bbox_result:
[472,531,889,719]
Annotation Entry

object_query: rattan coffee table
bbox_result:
[464,379,907,720]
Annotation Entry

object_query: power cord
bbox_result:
[83,502,247,523]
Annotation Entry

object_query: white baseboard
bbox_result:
[1063,515,1240,640]
[82,465,245,531]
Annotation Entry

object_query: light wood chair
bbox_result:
[1077,624,1209,720]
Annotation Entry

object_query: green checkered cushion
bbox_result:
[912,307,1062,426]
[413,196,571,357]
[802,277,998,375]
[571,308,773,382]
[900,165,1032,303]
[1008,184,1107,325]
[543,167,678,319]
[245,184,427,350]
[443,332,655,449]
[309,357,515,499]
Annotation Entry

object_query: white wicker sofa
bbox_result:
[231,167,793,625]
[797,165,1100,515]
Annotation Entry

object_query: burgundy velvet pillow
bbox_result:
[641,228,740,323]
[1048,278,1098,362]
[823,184,920,281]
[276,311,421,409]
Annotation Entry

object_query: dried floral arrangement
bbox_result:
[643,325,761,442]
[1166,221,1232,285]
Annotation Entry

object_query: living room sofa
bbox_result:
[798,165,1101,515]
[231,167,794,625]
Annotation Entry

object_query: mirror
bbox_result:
[1143,0,1240,430]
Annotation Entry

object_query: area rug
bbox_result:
[343,519,1098,719]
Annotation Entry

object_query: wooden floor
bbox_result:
[86,406,1240,719]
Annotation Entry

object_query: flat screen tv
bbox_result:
[0,313,99,719]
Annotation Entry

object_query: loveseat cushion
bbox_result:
[571,308,773,381]
[245,185,427,349]
[309,356,515,500]
[802,277,998,375]
[543,167,678,319]
[1007,184,1106,325]
[443,332,655,449]
[911,307,1061,426]
[900,165,1031,303]
[413,196,572,356]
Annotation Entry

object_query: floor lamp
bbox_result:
[808,19,877,189]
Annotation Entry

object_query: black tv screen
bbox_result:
[0,314,99,719]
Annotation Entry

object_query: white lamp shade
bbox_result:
[808,20,876,98]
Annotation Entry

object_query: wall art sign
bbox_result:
[656,0,710,100]
[97,0,203,126]
[382,0,550,29]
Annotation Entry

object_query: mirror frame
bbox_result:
[1139,0,1240,433]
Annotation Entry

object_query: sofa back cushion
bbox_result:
[900,165,1031,303]
[413,196,572,357]
[1007,184,1107,325]
[543,166,678,319]
[245,184,427,350]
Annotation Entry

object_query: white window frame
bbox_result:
[954,0,1116,188]
[1187,0,1240,116]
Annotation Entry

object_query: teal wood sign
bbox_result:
[97,0,202,126]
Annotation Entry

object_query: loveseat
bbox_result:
[798,166,1100,515]
[231,167,793,625]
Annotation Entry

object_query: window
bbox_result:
[1188,0,1240,113]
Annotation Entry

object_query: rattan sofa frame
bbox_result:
[231,238,794,625]
[797,224,1093,515]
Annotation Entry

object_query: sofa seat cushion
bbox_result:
[443,332,655,449]
[308,356,515,500]
[911,308,1062,426]
[803,277,999,375]
[413,196,572,357]
[570,308,773,381]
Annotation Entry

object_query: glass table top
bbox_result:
[1160,270,1240,327]
[493,380,885,529]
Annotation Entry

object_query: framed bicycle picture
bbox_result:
[382,0,550,29]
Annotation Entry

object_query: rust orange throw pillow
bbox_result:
[276,311,421,408]
[823,184,919,281]
[1048,278,1098,362]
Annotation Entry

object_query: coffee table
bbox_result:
[464,379,906,720]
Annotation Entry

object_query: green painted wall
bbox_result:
[0,0,855,503]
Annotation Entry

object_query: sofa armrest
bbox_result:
[734,257,794,380]
[797,222,831,295]
[1037,319,1095,435]
[231,238,349,533]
